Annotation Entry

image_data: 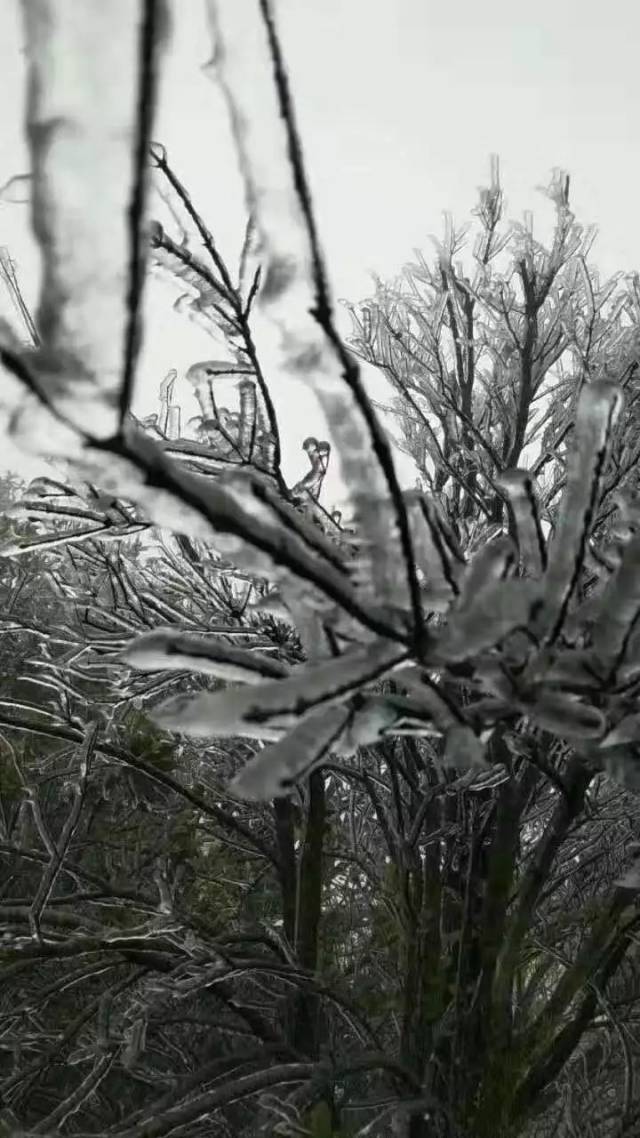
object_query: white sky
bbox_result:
[1,0,639,504]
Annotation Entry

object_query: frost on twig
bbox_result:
[203,1,422,621]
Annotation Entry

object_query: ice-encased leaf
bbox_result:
[601,746,640,792]
[600,714,640,749]
[456,535,518,610]
[435,577,540,663]
[121,628,290,684]
[204,1,414,612]
[230,691,430,801]
[537,381,623,643]
[526,691,606,740]
[342,695,410,749]
[530,650,602,692]
[405,492,465,596]
[217,467,357,582]
[159,699,288,743]
[74,425,400,639]
[392,666,468,732]
[151,638,408,737]
[8,0,169,442]
[229,705,352,800]
[495,469,547,577]
[590,534,640,667]
[24,475,78,498]
[329,693,427,756]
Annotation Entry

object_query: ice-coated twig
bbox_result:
[0,0,169,443]
[203,0,424,639]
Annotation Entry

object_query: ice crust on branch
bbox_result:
[0,0,168,445]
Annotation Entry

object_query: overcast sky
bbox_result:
[1,0,638,498]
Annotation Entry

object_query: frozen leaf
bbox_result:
[156,696,288,743]
[495,469,547,577]
[456,535,518,611]
[436,577,540,663]
[590,534,640,668]
[6,0,169,444]
[393,666,468,732]
[600,714,640,749]
[526,691,606,740]
[0,524,119,558]
[152,638,408,737]
[24,475,77,498]
[334,693,416,756]
[537,381,623,643]
[121,628,290,684]
[217,467,354,576]
[601,747,640,792]
[204,1,415,612]
[418,586,457,614]
[533,651,602,692]
[74,425,394,637]
[229,705,352,800]
[405,491,465,596]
